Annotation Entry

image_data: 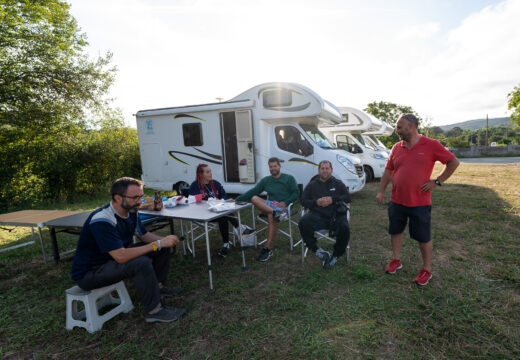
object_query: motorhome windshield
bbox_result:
[352,133,376,150]
[362,135,379,149]
[366,134,387,150]
[301,124,334,149]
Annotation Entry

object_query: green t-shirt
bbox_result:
[236,174,299,204]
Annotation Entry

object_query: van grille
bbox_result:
[355,165,364,178]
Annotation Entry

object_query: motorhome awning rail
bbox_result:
[136,99,256,117]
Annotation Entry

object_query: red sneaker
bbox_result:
[414,269,432,286]
[385,259,403,274]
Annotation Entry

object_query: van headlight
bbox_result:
[336,154,356,174]
[372,153,387,160]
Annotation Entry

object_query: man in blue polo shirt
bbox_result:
[71,177,185,323]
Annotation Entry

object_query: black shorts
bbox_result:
[388,201,431,243]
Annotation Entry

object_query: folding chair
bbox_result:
[300,203,351,264]
[253,201,300,251]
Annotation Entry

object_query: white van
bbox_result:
[135,82,366,196]
[320,107,393,181]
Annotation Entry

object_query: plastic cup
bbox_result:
[195,194,203,203]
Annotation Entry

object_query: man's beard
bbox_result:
[122,199,140,213]
[270,170,280,176]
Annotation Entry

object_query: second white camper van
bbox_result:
[320,107,393,182]
[135,82,365,196]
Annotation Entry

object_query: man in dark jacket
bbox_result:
[299,160,351,269]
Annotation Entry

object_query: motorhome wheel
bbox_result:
[363,166,374,182]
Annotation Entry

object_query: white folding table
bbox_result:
[140,201,252,290]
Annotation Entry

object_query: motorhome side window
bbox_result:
[275,126,313,156]
[263,89,292,108]
[182,123,203,146]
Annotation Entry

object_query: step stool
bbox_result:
[66,280,134,333]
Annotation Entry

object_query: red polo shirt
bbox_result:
[386,136,454,207]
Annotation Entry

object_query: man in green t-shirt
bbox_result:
[236,157,300,261]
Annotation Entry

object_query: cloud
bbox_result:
[411,0,520,123]
[68,0,520,127]
[395,22,441,40]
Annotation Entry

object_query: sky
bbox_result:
[68,0,520,127]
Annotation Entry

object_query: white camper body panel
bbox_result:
[136,83,366,195]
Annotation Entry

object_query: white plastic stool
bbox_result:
[66,280,134,333]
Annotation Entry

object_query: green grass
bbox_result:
[1,163,519,359]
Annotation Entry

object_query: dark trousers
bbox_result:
[213,215,239,243]
[299,211,350,258]
[77,243,171,313]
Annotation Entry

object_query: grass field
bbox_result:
[1,163,519,359]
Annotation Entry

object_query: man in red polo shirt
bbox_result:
[376,114,459,286]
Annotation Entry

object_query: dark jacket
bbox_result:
[301,176,351,218]
[188,180,227,200]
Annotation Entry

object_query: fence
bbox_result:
[449,144,520,157]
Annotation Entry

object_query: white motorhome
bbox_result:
[320,107,393,182]
[135,83,365,196]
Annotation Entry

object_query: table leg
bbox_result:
[191,222,196,258]
[50,227,60,264]
[167,218,175,236]
[237,210,247,271]
[36,227,49,263]
[204,222,214,290]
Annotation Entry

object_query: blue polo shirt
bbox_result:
[70,202,147,282]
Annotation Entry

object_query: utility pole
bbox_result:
[485,114,489,147]
[215,97,223,103]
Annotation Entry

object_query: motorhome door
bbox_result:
[220,110,255,183]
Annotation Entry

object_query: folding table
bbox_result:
[0,210,84,261]
[140,201,252,290]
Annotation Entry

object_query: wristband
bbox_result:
[157,239,161,250]
[435,179,442,187]
[152,242,158,252]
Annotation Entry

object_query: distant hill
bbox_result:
[439,117,512,131]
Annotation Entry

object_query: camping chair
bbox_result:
[253,200,300,251]
[300,202,351,264]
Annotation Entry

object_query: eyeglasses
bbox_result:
[120,194,145,201]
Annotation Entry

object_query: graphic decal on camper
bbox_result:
[168,151,222,165]
[174,114,205,122]
[195,148,222,160]
[257,87,311,112]
[288,158,318,167]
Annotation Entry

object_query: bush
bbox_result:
[0,126,141,210]
[446,136,470,148]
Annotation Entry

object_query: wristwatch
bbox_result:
[434,179,442,186]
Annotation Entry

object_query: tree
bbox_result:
[445,136,469,148]
[0,0,116,129]
[364,101,422,147]
[364,101,422,127]
[508,85,520,127]
[0,0,123,209]
[430,126,445,136]
[445,126,463,137]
